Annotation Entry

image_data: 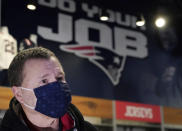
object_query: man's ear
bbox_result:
[12,86,23,103]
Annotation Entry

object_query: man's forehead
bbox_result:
[23,57,64,73]
[49,56,64,72]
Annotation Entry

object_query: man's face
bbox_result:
[20,56,65,108]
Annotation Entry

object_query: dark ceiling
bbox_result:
[84,0,182,17]
[78,0,182,25]
[3,0,182,32]
[89,0,182,32]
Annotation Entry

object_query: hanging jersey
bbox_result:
[0,26,17,69]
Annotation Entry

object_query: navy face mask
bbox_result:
[21,81,72,118]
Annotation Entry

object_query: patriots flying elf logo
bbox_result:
[60,45,126,85]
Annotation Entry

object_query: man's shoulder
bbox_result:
[69,104,98,131]
[0,98,28,131]
[0,109,15,130]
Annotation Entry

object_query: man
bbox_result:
[0,47,97,131]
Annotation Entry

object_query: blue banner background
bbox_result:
[1,0,182,108]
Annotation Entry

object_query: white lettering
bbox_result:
[82,3,99,18]
[58,0,76,13]
[116,12,130,27]
[124,106,153,119]
[38,0,76,12]
[38,13,72,43]
[114,27,147,58]
[37,13,148,59]
[106,9,115,23]
[131,16,137,29]
[38,0,146,31]
[75,19,112,49]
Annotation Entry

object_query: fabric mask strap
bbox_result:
[20,87,35,110]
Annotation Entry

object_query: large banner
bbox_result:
[1,0,182,108]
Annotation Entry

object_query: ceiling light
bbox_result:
[136,15,145,26]
[155,17,166,28]
[100,9,109,21]
[27,4,36,10]
[136,21,145,26]
[27,0,36,10]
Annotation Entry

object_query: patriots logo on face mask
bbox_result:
[60,45,126,85]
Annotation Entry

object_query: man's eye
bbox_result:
[57,77,63,82]
[42,79,48,84]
